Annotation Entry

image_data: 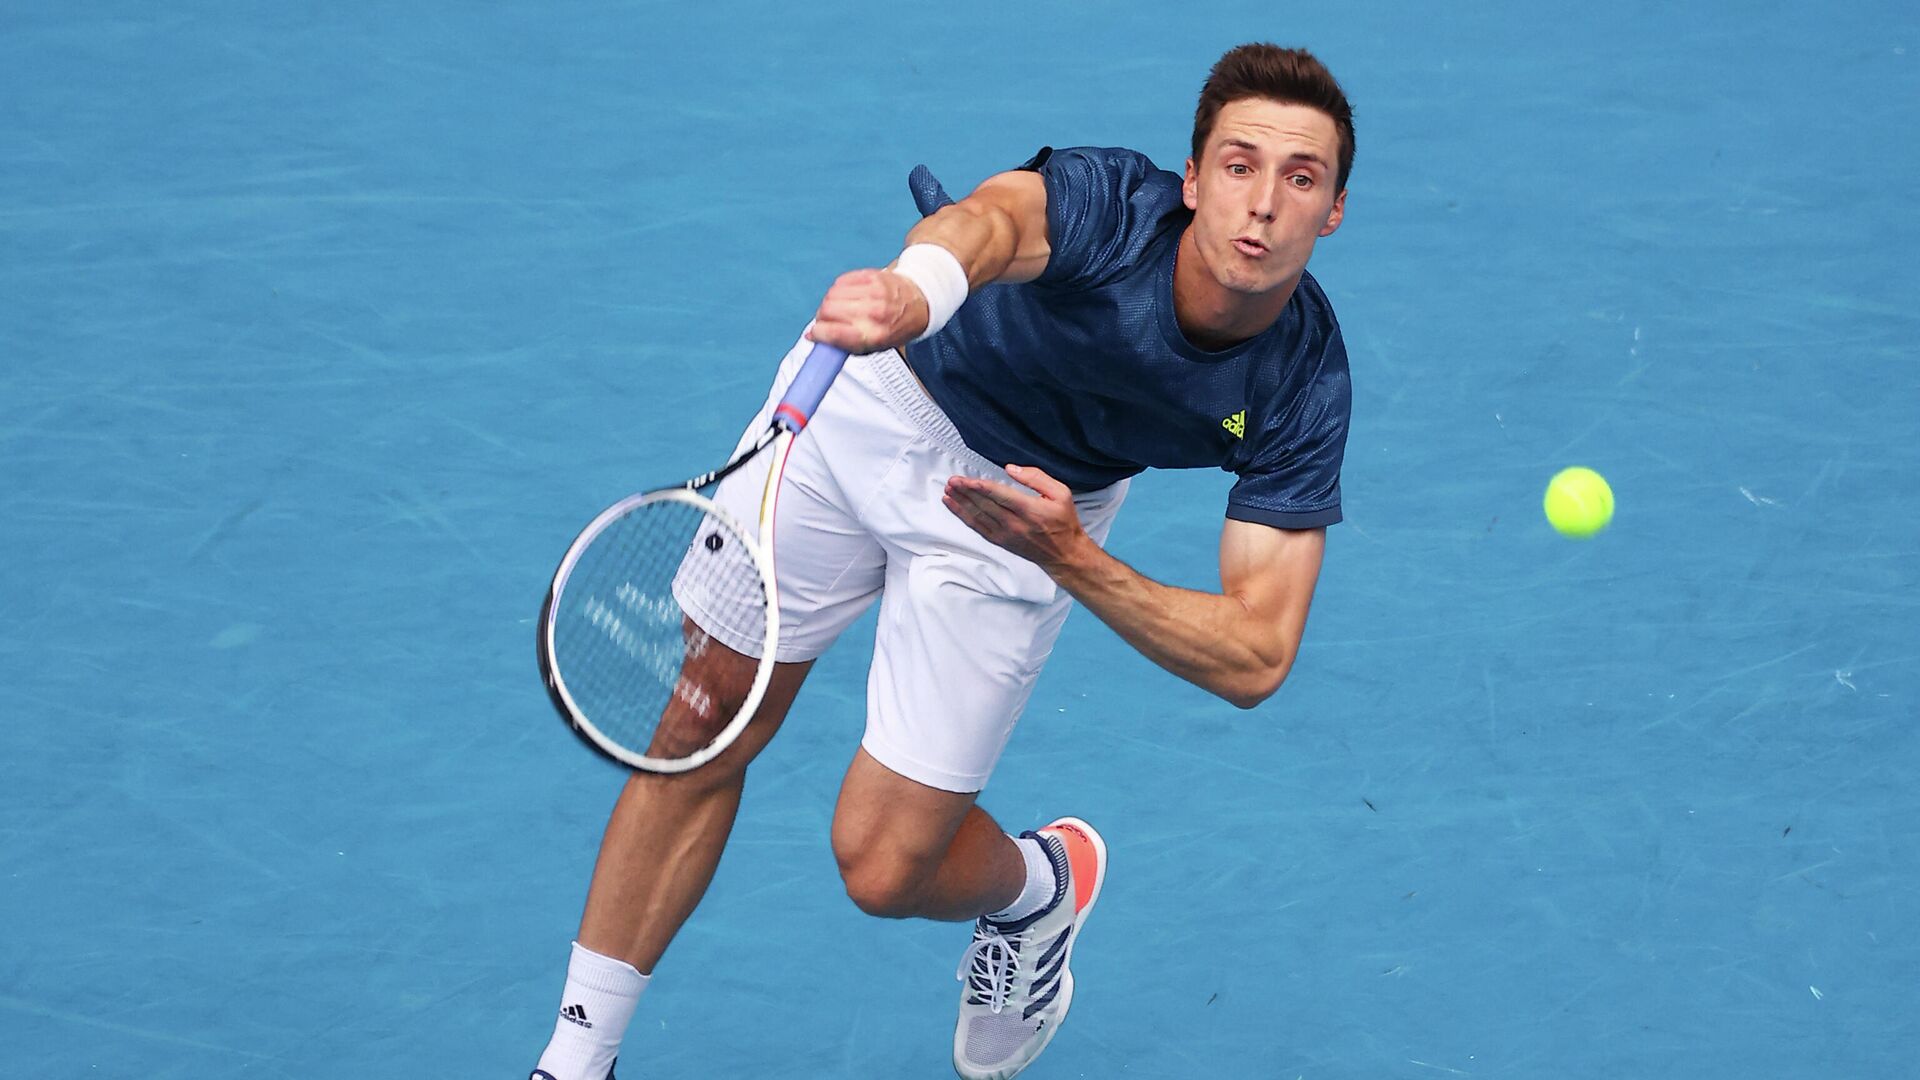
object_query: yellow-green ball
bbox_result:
[1543,467,1614,538]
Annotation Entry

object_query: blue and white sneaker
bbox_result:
[952,817,1108,1079]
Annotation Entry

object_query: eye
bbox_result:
[1227,163,1252,176]
[1290,173,1313,189]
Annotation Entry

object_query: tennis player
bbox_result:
[533,43,1354,1080]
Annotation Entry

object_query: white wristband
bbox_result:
[892,243,969,342]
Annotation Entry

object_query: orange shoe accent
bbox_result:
[1044,820,1101,913]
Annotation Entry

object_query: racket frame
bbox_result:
[537,340,848,773]
[538,474,781,774]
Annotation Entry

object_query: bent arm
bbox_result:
[809,170,1050,353]
[904,170,1051,287]
[1051,519,1325,709]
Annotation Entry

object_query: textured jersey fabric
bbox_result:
[904,146,1351,529]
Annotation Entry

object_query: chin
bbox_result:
[1217,266,1283,296]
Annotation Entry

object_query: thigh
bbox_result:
[858,547,1071,794]
[859,462,1130,795]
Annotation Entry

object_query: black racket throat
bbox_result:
[689,426,780,494]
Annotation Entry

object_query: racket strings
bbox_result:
[551,497,768,759]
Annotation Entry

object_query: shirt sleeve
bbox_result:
[1028,146,1169,291]
[1225,324,1352,529]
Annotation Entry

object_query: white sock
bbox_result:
[534,941,649,1080]
[986,834,1062,925]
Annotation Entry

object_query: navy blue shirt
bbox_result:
[905,146,1351,529]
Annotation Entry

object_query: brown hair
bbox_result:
[1191,44,1355,192]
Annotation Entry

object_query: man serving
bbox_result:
[533,41,1356,1080]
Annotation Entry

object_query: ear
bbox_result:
[1182,158,1198,211]
[1318,189,1347,237]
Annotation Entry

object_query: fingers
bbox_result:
[945,474,1041,515]
[1004,463,1069,500]
[944,481,1017,530]
[942,490,1012,541]
[945,467,1065,506]
[808,269,929,352]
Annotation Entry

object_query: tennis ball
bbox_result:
[1543,467,1614,538]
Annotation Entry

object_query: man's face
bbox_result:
[1182,98,1346,297]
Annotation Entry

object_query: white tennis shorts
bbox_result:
[679,336,1127,793]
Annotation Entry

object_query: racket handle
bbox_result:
[772,342,851,432]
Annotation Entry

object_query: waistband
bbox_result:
[865,345,1001,475]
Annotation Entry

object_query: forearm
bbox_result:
[900,200,1025,289]
[1050,542,1296,709]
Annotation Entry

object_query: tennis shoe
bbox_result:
[952,817,1108,1080]
[529,1063,614,1080]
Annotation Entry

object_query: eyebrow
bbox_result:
[1220,139,1330,171]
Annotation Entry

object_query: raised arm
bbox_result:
[945,466,1327,709]
[808,170,1049,355]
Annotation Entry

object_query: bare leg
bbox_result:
[576,649,812,974]
[830,749,1027,922]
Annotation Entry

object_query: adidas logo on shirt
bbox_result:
[1222,410,1246,439]
[560,1003,594,1029]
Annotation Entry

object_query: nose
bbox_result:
[1247,173,1281,223]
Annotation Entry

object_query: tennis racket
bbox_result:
[538,340,850,772]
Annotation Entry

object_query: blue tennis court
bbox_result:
[4,2,1916,1076]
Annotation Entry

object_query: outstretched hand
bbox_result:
[807,269,930,355]
[942,464,1092,572]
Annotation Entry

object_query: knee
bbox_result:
[836,849,929,919]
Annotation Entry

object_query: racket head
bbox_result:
[538,486,779,773]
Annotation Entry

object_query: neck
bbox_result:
[1172,227,1298,351]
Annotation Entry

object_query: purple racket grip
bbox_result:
[772,342,851,433]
